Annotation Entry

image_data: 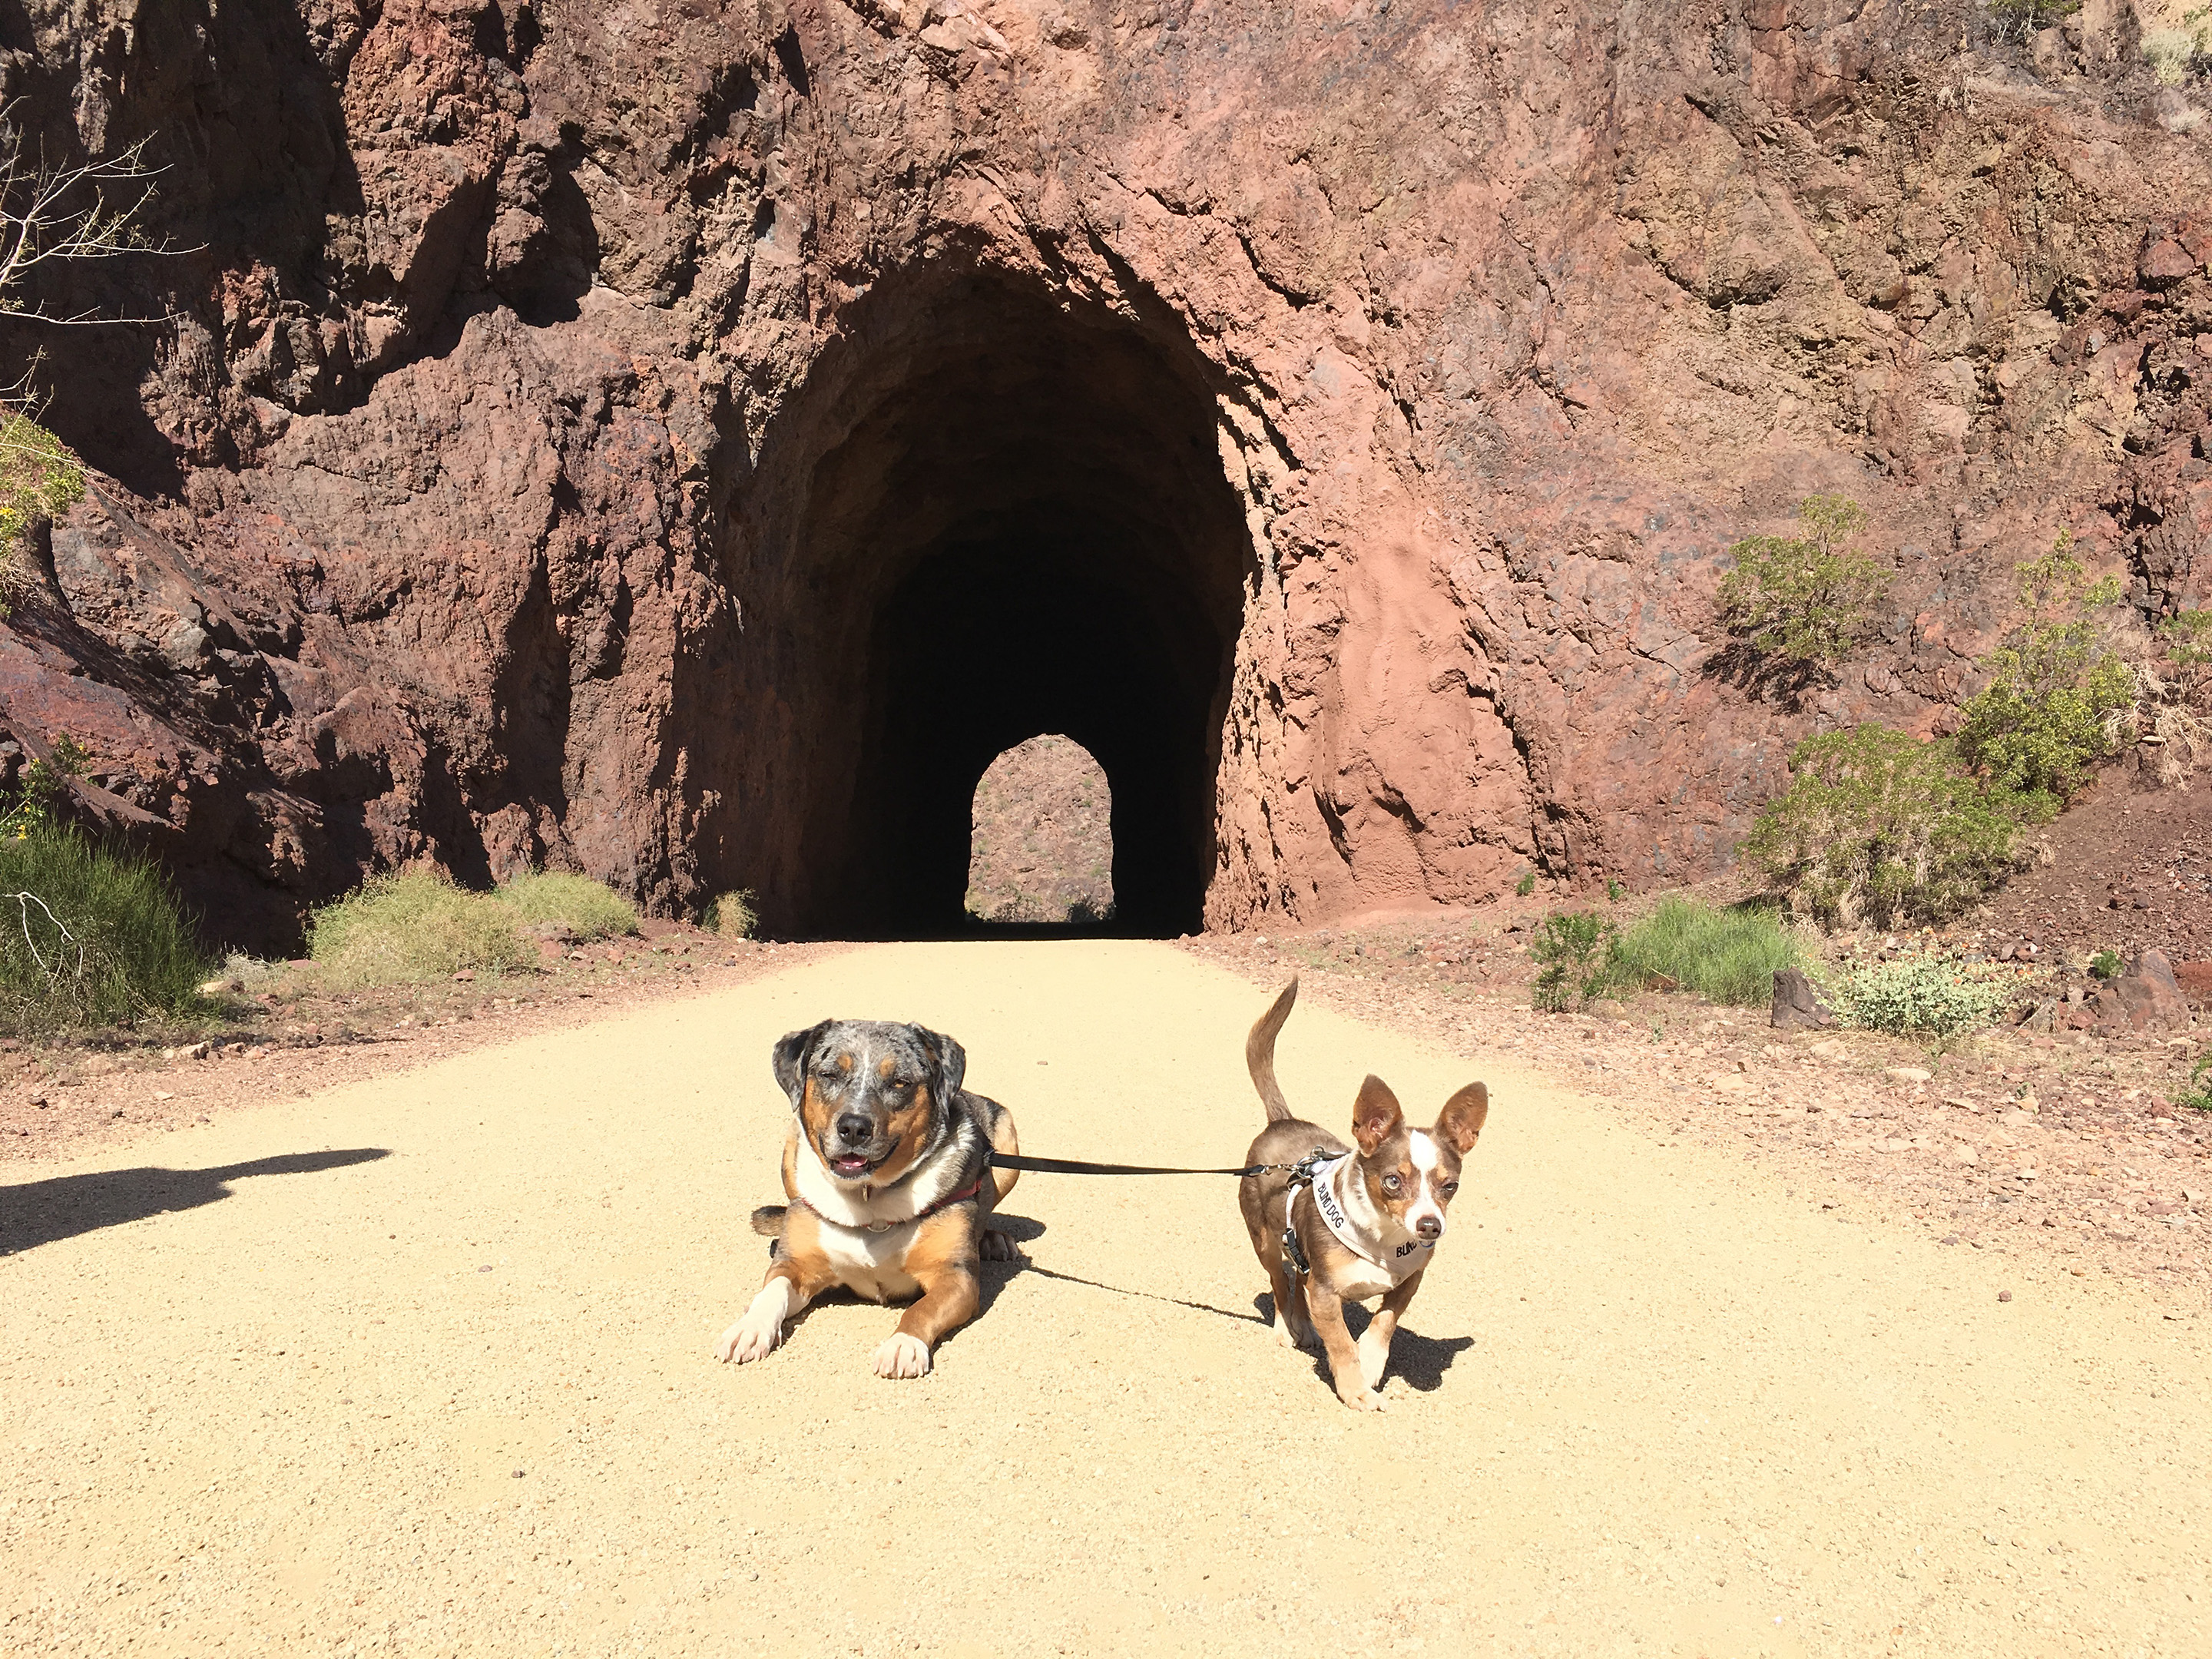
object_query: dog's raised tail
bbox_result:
[750,1205,788,1238]
[1246,978,1300,1123]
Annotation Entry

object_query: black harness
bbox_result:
[1273,1147,1339,1277]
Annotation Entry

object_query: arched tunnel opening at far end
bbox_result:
[714,270,1257,940]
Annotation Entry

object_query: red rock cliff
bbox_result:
[1,0,2206,944]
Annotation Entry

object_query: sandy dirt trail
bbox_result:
[3,940,2205,1658]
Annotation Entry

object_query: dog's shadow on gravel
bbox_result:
[1256,1293,1476,1394]
[0,1150,391,1256]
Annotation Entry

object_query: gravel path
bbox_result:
[4,941,2205,1657]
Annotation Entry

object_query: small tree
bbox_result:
[1716,494,1892,672]
[1955,532,2135,812]
[1531,910,1615,1013]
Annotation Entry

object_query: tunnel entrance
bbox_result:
[713,267,1254,938]
[965,735,1115,926]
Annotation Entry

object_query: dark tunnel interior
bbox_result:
[724,270,1255,938]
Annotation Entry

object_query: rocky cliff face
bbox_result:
[1,0,2207,946]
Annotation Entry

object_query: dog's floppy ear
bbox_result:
[1434,1081,1488,1154]
[909,1024,967,1108]
[1350,1075,1404,1155]
[771,1022,832,1111]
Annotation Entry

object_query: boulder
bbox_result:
[2174,961,2212,1007]
[2089,950,2192,1031]
[1770,968,1837,1031]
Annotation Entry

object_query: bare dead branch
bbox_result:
[0,103,201,329]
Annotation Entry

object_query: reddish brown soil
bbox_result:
[1968,774,2212,981]
[965,734,1114,924]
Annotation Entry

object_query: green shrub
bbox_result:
[2088,949,2122,980]
[0,734,89,838]
[494,870,637,941]
[2142,25,2205,84]
[1716,494,1892,669]
[2161,609,2212,707]
[1610,896,1803,1006]
[0,409,84,613]
[1514,869,1537,898]
[1989,0,2081,38]
[705,889,760,939]
[1830,949,2015,1038]
[1742,725,2032,929]
[0,826,207,1030]
[2177,1057,2212,1114]
[309,872,534,987]
[1955,534,2136,810]
[1532,910,1614,1013]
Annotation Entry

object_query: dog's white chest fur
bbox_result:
[814,1221,922,1303]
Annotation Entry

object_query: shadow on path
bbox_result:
[1256,1291,1476,1393]
[1024,1262,1257,1324]
[1,1149,392,1257]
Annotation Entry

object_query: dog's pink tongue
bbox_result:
[833,1156,869,1176]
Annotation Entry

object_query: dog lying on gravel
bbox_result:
[715,1019,1021,1379]
[1237,979,1488,1411]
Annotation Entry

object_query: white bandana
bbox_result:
[1306,1155,1435,1286]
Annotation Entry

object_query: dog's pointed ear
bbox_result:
[1351,1075,1404,1154]
[909,1024,967,1106]
[771,1022,831,1111]
[1434,1081,1488,1154]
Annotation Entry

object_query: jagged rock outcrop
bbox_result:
[0,0,2207,946]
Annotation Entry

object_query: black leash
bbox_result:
[987,1144,1339,1196]
[988,1151,1286,1178]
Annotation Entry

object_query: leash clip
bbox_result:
[1278,1147,1334,1277]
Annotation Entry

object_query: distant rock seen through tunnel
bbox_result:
[965,735,1115,927]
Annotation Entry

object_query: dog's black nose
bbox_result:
[835,1113,873,1144]
[1416,1216,1442,1241]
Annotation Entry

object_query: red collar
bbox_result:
[919,1174,983,1220]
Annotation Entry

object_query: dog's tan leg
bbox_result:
[975,1104,1022,1260]
[1304,1280,1383,1412]
[717,1254,837,1365]
[874,1211,980,1379]
[1356,1268,1425,1391]
[985,1104,1020,1203]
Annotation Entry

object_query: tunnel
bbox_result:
[710,266,1255,938]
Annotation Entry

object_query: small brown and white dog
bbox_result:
[1237,979,1488,1411]
[714,1019,1020,1379]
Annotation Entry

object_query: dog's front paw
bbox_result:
[1338,1386,1387,1412]
[979,1227,1022,1263]
[1275,1321,1316,1352]
[873,1332,933,1379]
[717,1315,783,1365]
